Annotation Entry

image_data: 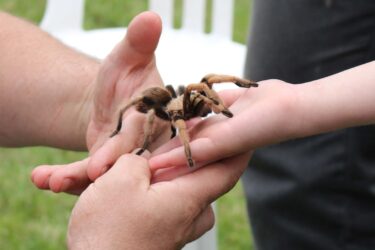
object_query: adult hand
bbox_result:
[67,152,251,250]
[32,12,170,194]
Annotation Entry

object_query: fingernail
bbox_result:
[61,179,73,191]
[141,150,151,159]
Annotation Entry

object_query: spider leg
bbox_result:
[186,83,219,103]
[110,97,142,137]
[183,83,214,116]
[166,85,177,98]
[173,119,195,167]
[185,73,257,119]
[193,92,233,117]
[136,109,155,155]
[170,124,176,138]
[201,74,258,88]
[185,83,226,116]
[177,85,185,96]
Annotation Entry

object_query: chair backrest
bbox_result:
[41,0,234,39]
[146,0,235,39]
[40,0,84,32]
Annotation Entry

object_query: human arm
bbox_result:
[149,61,375,169]
[0,10,167,151]
[0,11,169,193]
[67,152,251,250]
[0,11,98,150]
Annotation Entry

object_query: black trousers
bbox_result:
[243,1,375,250]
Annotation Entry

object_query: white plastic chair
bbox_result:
[41,1,247,249]
[40,0,246,87]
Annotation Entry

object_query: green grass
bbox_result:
[0,148,85,250]
[0,1,253,249]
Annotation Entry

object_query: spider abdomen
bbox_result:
[142,87,172,106]
[135,87,172,118]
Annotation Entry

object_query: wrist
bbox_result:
[291,80,335,139]
[256,80,302,144]
[70,62,99,151]
[53,61,99,151]
[75,82,95,151]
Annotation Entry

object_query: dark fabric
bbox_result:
[243,1,375,250]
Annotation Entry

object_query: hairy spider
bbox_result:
[110,74,258,167]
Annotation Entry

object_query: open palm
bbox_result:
[149,79,298,173]
[31,12,170,194]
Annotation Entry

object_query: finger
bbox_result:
[171,152,252,207]
[149,115,240,170]
[93,11,162,123]
[31,165,61,190]
[151,160,212,183]
[188,206,215,243]
[107,11,162,67]
[87,113,144,181]
[150,117,203,157]
[149,136,231,170]
[31,158,91,195]
[185,117,203,129]
[142,119,172,152]
[217,88,246,107]
[102,154,151,190]
[150,136,182,157]
[151,165,192,183]
[87,134,135,181]
[48,158,91,195]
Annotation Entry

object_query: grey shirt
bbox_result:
[243,1,375,249]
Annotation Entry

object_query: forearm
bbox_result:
[148,61,375,170]
[0,12,99,150]
[293,61,375,138]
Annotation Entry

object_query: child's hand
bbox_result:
[149,80,298,170]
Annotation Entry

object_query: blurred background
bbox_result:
[0,0,254,249]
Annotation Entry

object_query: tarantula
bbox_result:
[110,74,258,167]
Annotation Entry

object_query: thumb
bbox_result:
[103,154,152,190]
[89,11,162,146]
[218,88,247,107]
[107,11,162,67]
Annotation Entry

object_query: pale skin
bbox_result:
[3,8,374,250]
[0,11,98,149]
[1,11,248,249]
[0,11,98,192]
[148,61,375,171]
[31,54,375,188]
[28,11,172,194]
[68,152,250,250]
